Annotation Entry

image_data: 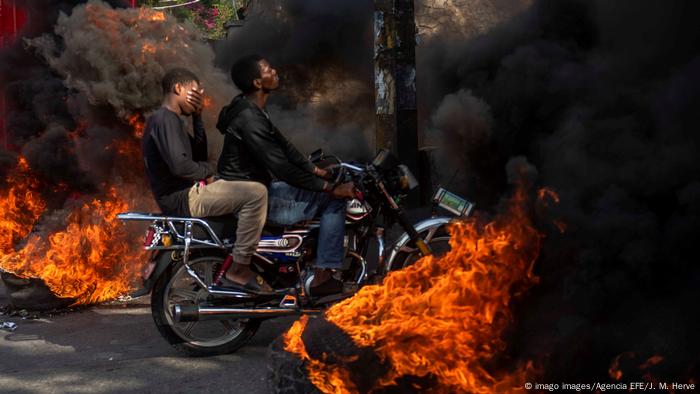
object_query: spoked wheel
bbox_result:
[151,254,260,356]
[389,226,452,271]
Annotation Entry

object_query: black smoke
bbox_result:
[0,0,133,191]
[213,0,375,159]
[214,0,373,100]
[421,0,700,382]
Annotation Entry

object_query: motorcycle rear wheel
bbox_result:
[151,254,261,357]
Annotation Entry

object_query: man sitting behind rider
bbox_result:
[141,68,270,292]
[216,55,355,296]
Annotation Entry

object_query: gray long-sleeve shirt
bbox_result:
[142,107,213,216]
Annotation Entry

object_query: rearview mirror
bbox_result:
[308,148,324,163]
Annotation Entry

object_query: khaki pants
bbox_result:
[188,180,268,265]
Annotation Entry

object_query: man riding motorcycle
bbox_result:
[216,54,356,296]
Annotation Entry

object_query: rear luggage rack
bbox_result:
[117,212,226,250]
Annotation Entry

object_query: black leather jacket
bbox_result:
[215,95,325,191]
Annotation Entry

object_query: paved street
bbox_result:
[0,217,418,394]
[0,281,295,394]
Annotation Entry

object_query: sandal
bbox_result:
[220,274,276,295]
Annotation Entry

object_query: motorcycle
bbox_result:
[117,149,474,356]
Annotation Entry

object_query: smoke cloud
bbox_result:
[421,0,700,381]
[214,0,375,159]
[24,0,235,166]
[2,1,130,188]
[27,2,232,118]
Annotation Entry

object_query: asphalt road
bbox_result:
[0,281,296,394]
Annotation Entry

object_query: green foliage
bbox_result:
[139,0,240,40]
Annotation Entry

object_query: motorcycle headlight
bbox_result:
[397,165,418,191]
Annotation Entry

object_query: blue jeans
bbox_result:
[267,181,346,269]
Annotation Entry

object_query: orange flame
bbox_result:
[538,187,560,205]
[0,157,46,255]
[286,186,542,393]
[138,7,166,23]
[0,137,150,305]
[203,95,213,109]
[139,41,160,64]
[610,352,669,390]
[639,355,664,370]
[113,138,142,157]
[553,219,567,234]
[127,114,145,139]
[141,42,157,54]
[0,187,146,304]
[609,352,635,381]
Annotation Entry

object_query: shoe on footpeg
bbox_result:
[310,277,344,297]
[220,275,287,296]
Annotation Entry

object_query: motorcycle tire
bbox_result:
[389,226,452,271]
[151,254,261,357]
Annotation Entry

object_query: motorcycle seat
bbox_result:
[198,217,308,238]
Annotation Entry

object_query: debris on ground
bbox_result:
[0,303,78,319]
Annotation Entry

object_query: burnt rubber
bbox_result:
[1,272,75,311]
[267,334,323,394]
[267,315,439,393]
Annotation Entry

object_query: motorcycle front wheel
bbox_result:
[389,225,452,271]
[151,253,261,357]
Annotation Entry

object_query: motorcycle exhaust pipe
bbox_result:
[172,304,299,322]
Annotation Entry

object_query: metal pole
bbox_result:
[373,0,419,202]
[373,0,397,152]
[394,0,418,178]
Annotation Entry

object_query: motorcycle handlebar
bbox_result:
[339,163,364,172]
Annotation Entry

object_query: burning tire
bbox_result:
[1,272,75,311]
[267,334,322,394]
[267,316,430,394]
[151,254,260,357]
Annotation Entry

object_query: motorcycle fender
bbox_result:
[383,216,455,273]
[130,250,174,298]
